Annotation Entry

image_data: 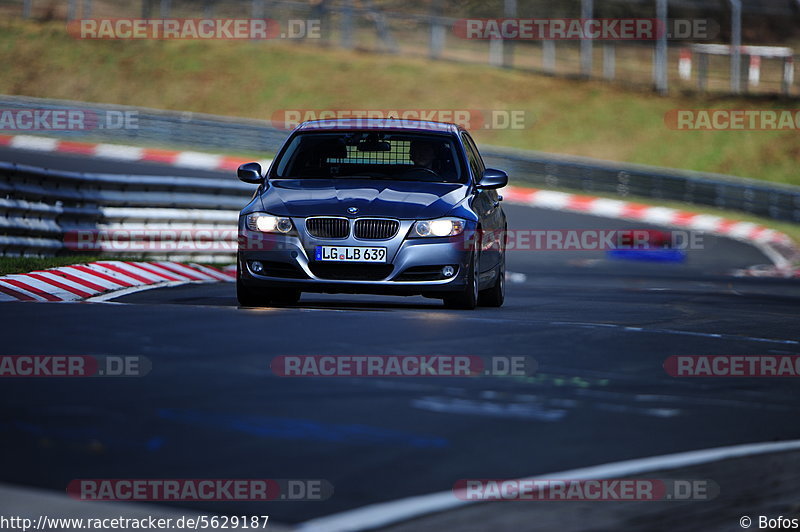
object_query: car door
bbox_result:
[461,132,504,273]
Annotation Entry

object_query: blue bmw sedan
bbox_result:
[236,118,507,309]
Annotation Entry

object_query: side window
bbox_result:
[461,133,485,180]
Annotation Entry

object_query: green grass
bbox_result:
[2,19,799,186]
[0,256,105,276]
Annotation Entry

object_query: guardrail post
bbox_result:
[603,44,615,80]
[580,0,593,77]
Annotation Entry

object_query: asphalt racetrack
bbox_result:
[1,148,798,525]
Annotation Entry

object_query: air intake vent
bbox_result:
[306,217,349,239]
[354,219,400,240]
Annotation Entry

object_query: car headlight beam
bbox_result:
[246,213,293,234]
[411,218,466,238]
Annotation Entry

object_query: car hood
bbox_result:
[257,179,469,219]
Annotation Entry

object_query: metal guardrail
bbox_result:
[0,162,251,258]
[0,95,288,154]
[6,96,799,223]
[481,147,800,223]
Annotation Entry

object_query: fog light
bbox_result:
[250,261,264,273]
[442,265,455,278]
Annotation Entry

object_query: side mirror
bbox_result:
[477,168,508,190]
[238,162,264,184]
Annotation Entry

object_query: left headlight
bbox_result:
[246,213,294,234]
[410,217,466,238]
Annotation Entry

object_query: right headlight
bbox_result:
[410,218,466,238]
[245,213,294,234]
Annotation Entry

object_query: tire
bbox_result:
[237,278,300,307]
[269,288,301,306]
[443,249,479,310]
[478,258,505,308]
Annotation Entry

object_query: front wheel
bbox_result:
[478,258,505,308]
[237,279,300,307]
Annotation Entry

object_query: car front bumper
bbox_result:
[237,219,474,296]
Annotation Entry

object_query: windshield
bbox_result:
[272,132,465,183]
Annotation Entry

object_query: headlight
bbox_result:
[246,213,293,234]
[410,218,466,238]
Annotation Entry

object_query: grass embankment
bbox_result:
[1,19,799,185]
[0,256,105,276]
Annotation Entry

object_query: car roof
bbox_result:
[294,118,464,134]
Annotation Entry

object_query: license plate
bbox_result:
[315,246,387,263]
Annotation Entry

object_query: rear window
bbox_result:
[272,132,465,183]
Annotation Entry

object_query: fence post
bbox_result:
[67,0,77,20]
[730,0,742,94]
[142,0,152,19]
[22,0,32,18]
[311,0,332,45]
[782,57,795,95]
[654,0,668,94]
[503,0,517,68]
[429,0,445,59]
[203,0,214,18]
[251,0,264,19]
[341,0,354,50]
[697,51,707,91]
[580,0,593,77]
[82,0,91,17]
[679,48,691,80]
[748,54,761,87]
[489,38,503,67]
[160,0,171,18]
[543,40,555,74]
[362,0,398,53]
[603,44,615,80]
